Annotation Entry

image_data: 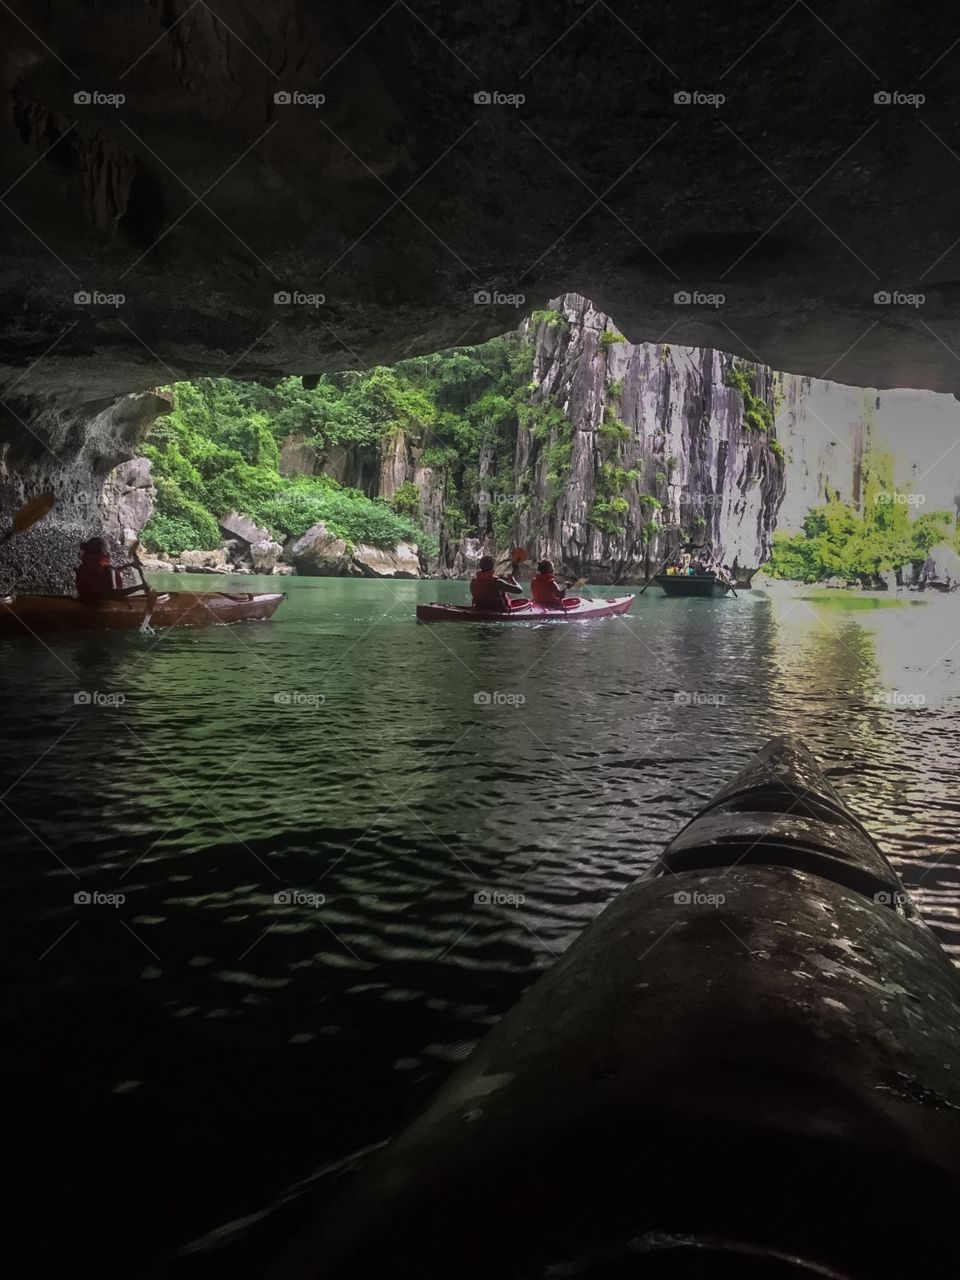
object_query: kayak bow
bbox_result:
[271,736,960,1280]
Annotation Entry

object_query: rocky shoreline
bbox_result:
[140,510,423,580]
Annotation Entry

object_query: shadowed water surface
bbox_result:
[2,575,959,1276]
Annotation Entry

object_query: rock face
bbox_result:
[308,295,786,578]
[511,295,784,575]
[921,542,960,590]
[0,390,171,593]
[78,296,960,586]
[101,457,155,545]
[175,548,229,573]
[352,542,420,578]
[219,512,271,545]
[774,379,960,530]
[284,522,350,575]
[4,3,960,412]
[282,521,420,578]
[250,538,283,573]
[291,294,960,580]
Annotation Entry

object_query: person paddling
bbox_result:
[470,555,523,611]
[530,560,580,610]
[76,536,151,606]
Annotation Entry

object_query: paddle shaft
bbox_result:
[0,491,55,547]
[639,547,679,594]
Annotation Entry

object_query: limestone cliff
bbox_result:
[775,377,960,529]
[510,295,784,577]
[293,294,787,580]
[287,295,960,580]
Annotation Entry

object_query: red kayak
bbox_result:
[416,594,635,622]
[0,590,286,635]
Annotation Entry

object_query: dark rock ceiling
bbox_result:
[2,1,960,434]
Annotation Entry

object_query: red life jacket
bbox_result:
[531,571,564,606]
[470,569,509,610]
[76,551,114,604]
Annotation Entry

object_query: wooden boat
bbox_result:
[0,590,286,635]
[416,594,634,622]
[271,737,960,1280]
[646,539,737,598]
[653,570,733,598]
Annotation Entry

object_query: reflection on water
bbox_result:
[2,574,960,1276]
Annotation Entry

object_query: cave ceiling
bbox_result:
[2,1,960,427]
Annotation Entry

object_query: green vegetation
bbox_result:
[140,378,434,556]
[598,408,631,441]
[140,324,934,585]
[590,496,630,535]
[599,330,626,348]
[768,449,956,582]
[142,331,551,557]
[530,308,569,333]
[389,481,421,519]
[725,361,774,434]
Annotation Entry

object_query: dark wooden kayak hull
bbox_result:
[654,572,733,597]
[416,594,635,622]
[0,591,286,635]
[272,737,960,1280]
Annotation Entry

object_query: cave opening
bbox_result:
[4,5,960,1280]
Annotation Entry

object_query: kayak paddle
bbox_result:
[125,542,160,632]
[0,490,55,546]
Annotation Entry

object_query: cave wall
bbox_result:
[0,391,170,594]
[5,3,960,580]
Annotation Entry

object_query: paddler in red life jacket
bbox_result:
[470,555,523,611]
[75,536,148,606]
[530,559,580,610]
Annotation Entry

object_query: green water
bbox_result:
[3,574,960,1276]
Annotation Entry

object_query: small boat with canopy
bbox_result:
[644,541,737,599]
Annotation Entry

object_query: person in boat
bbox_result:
[470,555,523,611]
[530,560,580,610]
[75,537,149,606]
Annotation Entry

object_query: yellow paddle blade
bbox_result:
[511,547,529,563]
[572,577,588,588]
[11,491,55,533]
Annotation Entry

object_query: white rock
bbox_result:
[352,541,420,578]
[251,538,283,572]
